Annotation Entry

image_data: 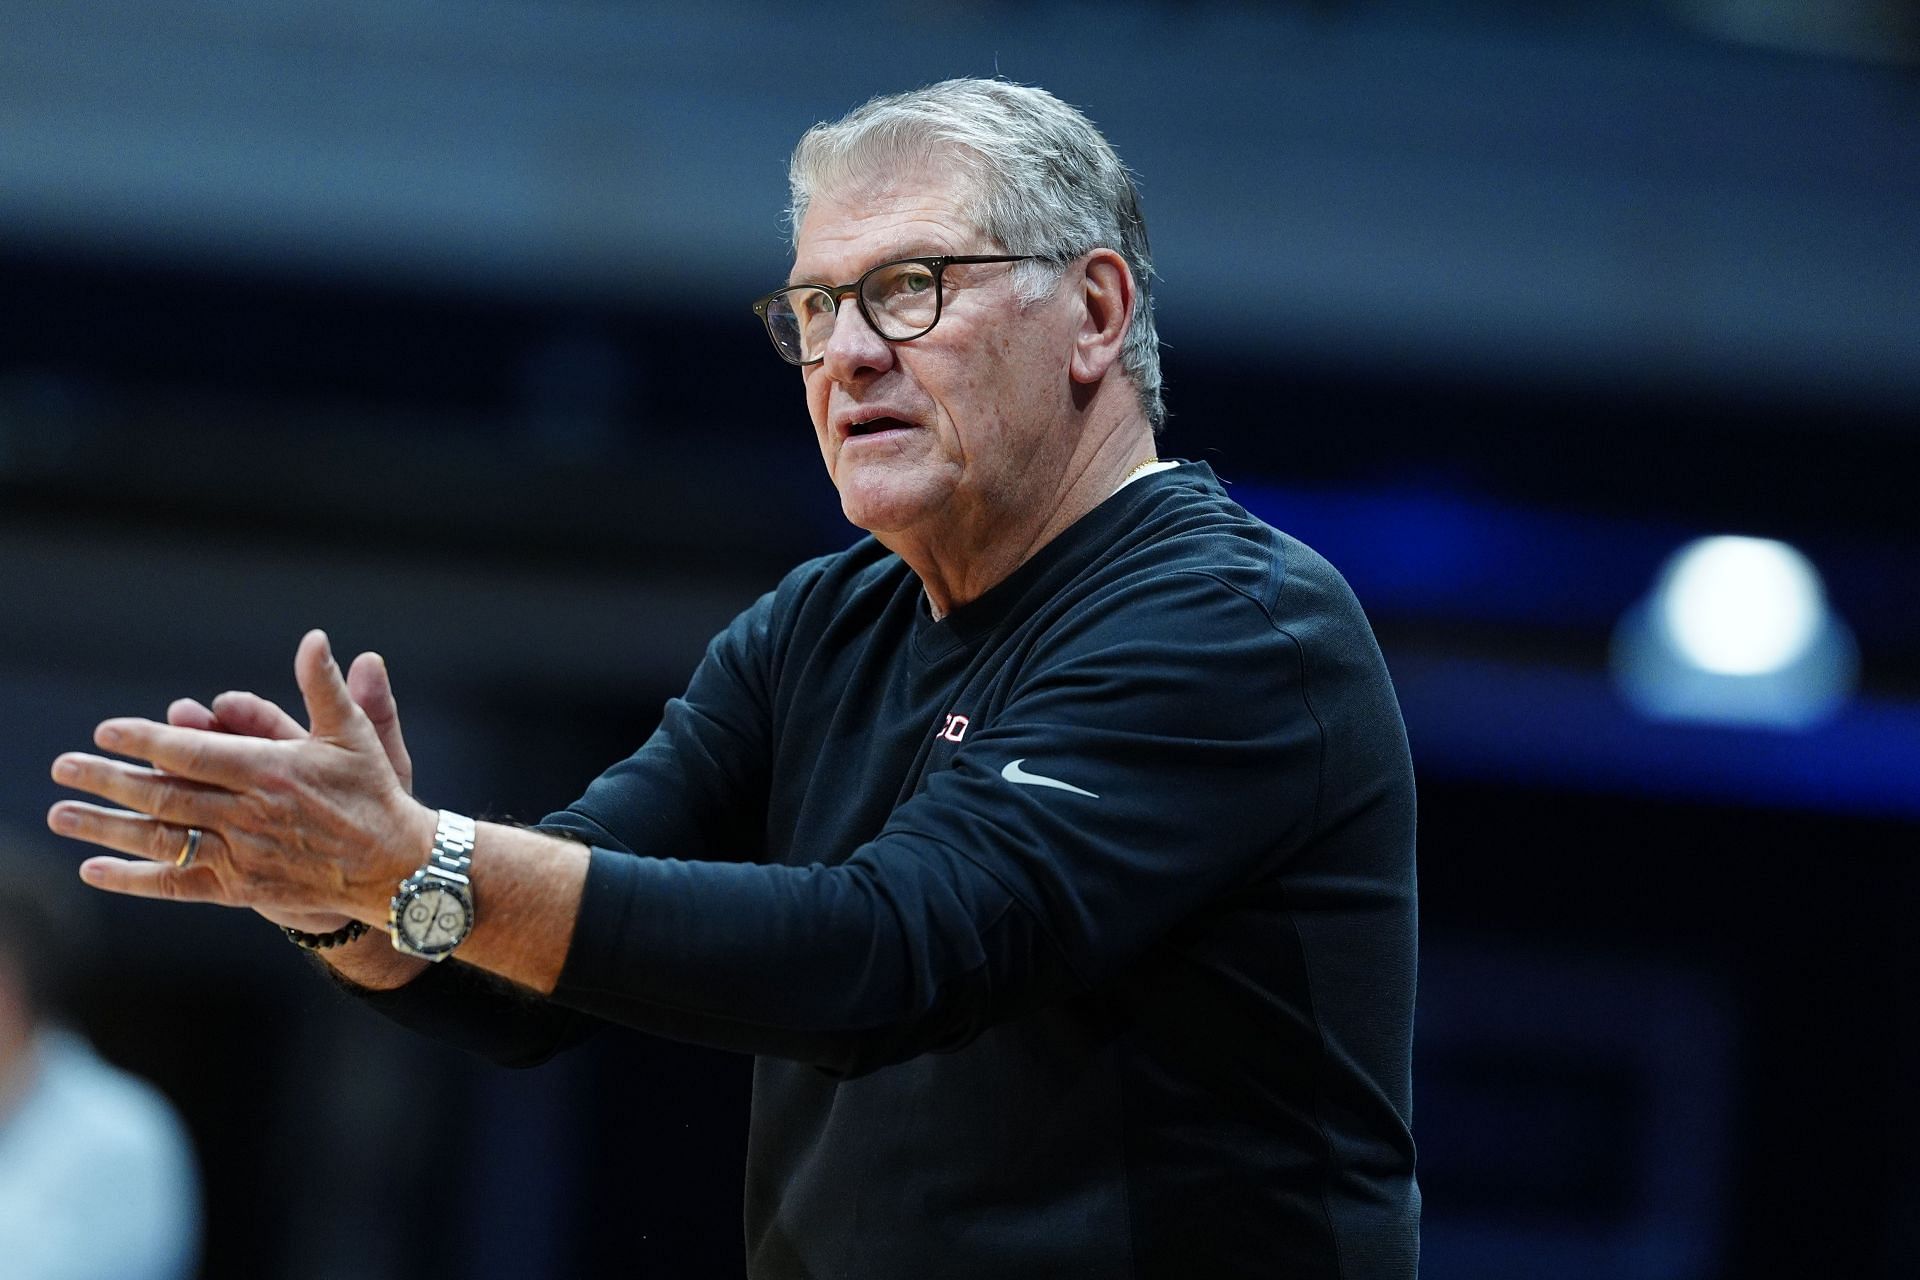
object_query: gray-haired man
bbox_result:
[52,79,1419,1277]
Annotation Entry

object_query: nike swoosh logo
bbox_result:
[1001,759,1099,799]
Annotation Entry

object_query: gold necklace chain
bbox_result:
[1122,457,1162,484]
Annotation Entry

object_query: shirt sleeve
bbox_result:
[551,567,1337,1079]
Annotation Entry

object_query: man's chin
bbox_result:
[837,480,942,538]
[840,497,920,537]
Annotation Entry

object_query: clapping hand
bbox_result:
[48,630,434,931]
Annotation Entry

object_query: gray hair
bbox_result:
[788,78,1166,431]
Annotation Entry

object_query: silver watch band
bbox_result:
[425,809,476,882]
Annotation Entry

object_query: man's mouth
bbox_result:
[844,416,917,440]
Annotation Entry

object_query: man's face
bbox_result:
[791,172,1079,545]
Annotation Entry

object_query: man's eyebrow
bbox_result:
[787,246,944,288]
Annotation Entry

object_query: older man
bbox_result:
[50,80,1419,1278]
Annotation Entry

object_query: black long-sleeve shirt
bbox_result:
[362,462,1420,1278]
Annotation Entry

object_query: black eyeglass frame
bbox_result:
[751,254,1042,366]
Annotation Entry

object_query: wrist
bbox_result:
[257,905,356,934]
[354,798,441,920]
[313,931,430,992]
[387,809,478,962]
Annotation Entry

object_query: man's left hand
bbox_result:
[46,629,435,922]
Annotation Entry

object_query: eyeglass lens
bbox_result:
[765,260,942,364]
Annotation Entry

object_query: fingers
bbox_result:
[87,719,262,790]
[51,753,230,829]
[170,691,307,746]
[52,631,410,917]
[161,636,375,753]
[295,629,368,744]
[209,690,308,741]
[347,651,414,793]
[167,698,220,732]
[77,856,221,903]
[51,800,227,887]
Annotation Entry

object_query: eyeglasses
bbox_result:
[751,254,1039,366]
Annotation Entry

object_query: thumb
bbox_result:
[294,629,368,743]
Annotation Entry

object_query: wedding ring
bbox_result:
[176,827,203,869]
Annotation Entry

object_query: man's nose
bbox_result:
[819,294,895,381]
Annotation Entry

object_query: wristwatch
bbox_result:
[388,809,476,961]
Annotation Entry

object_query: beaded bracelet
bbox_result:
[283,920,372,951]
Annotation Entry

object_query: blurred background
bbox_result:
[2,0,1916,1276]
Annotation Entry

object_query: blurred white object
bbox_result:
[0,1030,200,1280]
[1613,536,1858,729]
[1659,536,1824,676]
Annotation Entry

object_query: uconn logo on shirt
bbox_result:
[935,713,970,743]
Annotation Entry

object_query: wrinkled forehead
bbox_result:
[798,141,991,243]
[791,161,994,280]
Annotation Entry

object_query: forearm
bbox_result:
[451,822,590,994]
[545,838,1047,1077]
[314,825,598,1067]
[334,820,590,996]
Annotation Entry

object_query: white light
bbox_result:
[1658,536,1825,676]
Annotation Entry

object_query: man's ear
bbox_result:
[1068,248,1135,387]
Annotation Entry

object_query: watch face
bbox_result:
[397,882,472,955]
